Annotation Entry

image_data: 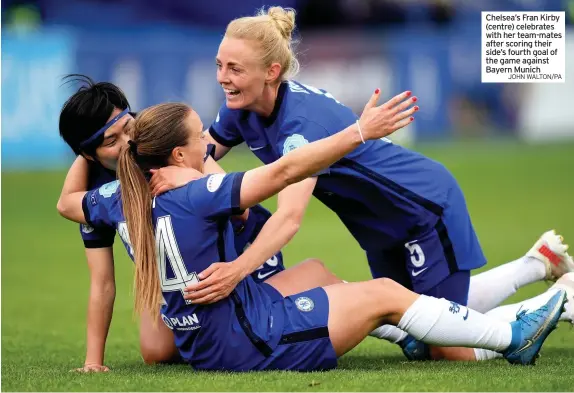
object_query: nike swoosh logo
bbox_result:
[258,270,277,280]
[411,267,428,277]
[249,145,266,151]
[515,339,534,354]
[463,308,469,320]
[514,293,564,354]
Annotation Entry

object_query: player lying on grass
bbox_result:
[56,98,569,371]
[58,76,574,370]
[150,5,572,362]
[57,76,287,371]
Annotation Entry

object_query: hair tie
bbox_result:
[128,140,138,156]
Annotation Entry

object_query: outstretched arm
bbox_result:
[184,89,418,303]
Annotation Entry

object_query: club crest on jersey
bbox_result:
[99,180,119,198]
[295,296,314,312]
[283,134,309,156]
[81,224,94,234]
[206,174,225,192]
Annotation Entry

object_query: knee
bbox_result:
[373,277,405,293]
[299,258,329,275]
[140,342,180,365]
[302,258,325,269]
[140,331,180,365]
[370,278,413,314]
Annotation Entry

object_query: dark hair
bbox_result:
[59,74,131,155]
[117,103,191,321]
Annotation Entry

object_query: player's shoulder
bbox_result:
[283,81,342,121]
[87,179,121,207]
[160,174,229,201]
[97,180,121,198]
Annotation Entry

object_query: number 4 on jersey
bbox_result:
[118,216,198,304]
[156,215,199,304]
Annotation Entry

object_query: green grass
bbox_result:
[2,141,574,391]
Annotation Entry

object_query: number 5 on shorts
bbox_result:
[405,241,426,268]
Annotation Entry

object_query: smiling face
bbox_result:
[216,37,271,111]
[92,108,133,170]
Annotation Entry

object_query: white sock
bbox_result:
[369,325,408,343]
[467,257,546,313]
[474,348,502,361]
[397,295,512,352]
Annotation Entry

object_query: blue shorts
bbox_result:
[188,285,336,372]
[257,286,337,371]
[367,183,485,301]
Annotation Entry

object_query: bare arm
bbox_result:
[231,178,316,278]
[204,130,232,161]
[238,125,360,210]
[185,89,418,304]
[81,247,116,372]
[204,156,226,174]
[57,156,90,224]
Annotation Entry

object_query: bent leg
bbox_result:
[265,258,343,297]
[139,309,181,365]
[424,271,476,360]
[322,278,513,358]
[323,278,418,356]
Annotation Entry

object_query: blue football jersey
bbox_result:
[80,162,116,248]
[82,174,286,370]
[209,81,475,267]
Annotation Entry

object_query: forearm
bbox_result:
[203,156,226,175]
[234,209,298,277]
[85,281,115,365]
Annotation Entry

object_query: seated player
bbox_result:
[57,76,286,371]
[57,97,568,371]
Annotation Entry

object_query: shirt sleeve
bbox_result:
[186,172,245,220]
[79,223,115,249]
[277,116,331,176]
[208,103,244,148]
[203,143,216,162]
[82,180,120,229]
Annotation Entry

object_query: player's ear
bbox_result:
[81,153,95,162]
[265,63,282,84]
[171,146,185,164]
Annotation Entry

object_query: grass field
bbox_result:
[2,141,574,391]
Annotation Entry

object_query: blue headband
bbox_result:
[79,108,130,150]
